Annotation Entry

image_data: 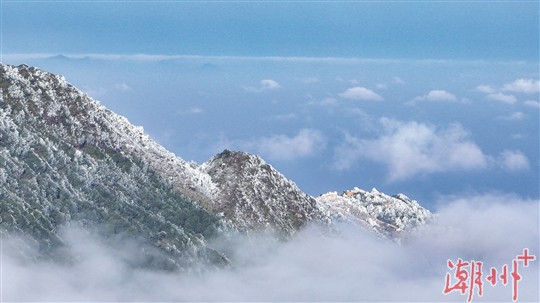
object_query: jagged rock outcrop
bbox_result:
[200,149,323,236]
[316,187,432,238]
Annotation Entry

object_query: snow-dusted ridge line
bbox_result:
[200,149,323,236]
[1,63,433,241]
[1,63,231,268]
[315,187,433,238]
[1,63,219,205]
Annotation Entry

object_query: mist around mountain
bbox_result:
[1,64,538,301]
[4,194,538,302]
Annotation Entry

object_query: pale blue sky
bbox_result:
[1,1,539,208]
[2,1,539,59]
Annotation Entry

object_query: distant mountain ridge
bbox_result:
[0,64,432,268]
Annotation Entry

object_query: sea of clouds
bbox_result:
[2,193,538,302]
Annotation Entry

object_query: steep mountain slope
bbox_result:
[1,64,433,269]
[0,64,224,268]
[316,187,432,238]
[200,150,323,235]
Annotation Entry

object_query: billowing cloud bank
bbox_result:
[3,193,538,302]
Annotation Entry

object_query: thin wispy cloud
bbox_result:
[523,100,540,108]
[339,87,383,101]
[114,83,132,92]
[499,111,525,121]
[476,84,496,94]
[478,78,539,105]
[393,76,405,85]
[298,77,320,84]
[270,113,297,121]
[410,89,458,105]
[177,107,204,115]
[2,53,402,64]
[246,129,325,161]
[503,78,540,94]
[307,96,338,106]
[243,79,281,93]
[498,150,530,172]
[487,92,518,104]
[4,53,536,68]
[319,97,338,106]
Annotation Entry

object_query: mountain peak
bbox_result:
[316,187,432,238]
[211,149,265,167]
[201,149,322,236]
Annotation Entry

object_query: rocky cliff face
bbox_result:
[200,150,323,236]
[316,187,432,239]
[1,64,433,268]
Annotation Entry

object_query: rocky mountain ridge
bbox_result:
[316,187,432,239]
[201,149,324,235]
[1,63,432,268]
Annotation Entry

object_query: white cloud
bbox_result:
[4,194,538,302]
[393,76,405,84]
[299,77,319,84]
[374,77,405,91]
[476,84,496,94]
[270,113,297,121]
[498,150,530,171]
[308,97,338,106]
[243,79,281,93]
[412,90,458,103]
[114,83,132,92]
[334,119,488,180]
[524,100,540,108]
[319,97,338,106]
[260,79,280,90]
[487,92,518,104]
[248,129,326,161]
[499,111,525,121]
[503,78,540,94]
[177,107,204,115]
[339,87,383,101]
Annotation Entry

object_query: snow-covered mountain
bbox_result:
[201,149,323,236]
[0,64,224,269]
[316,187,432,239]
[1,64,432,268]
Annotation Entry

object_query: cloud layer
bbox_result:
[334,118,531,180]
[487,93,518,104]
[334,118,488,180]
[498,150,530,171]
[503,79,540,94]
[245,128,326,161]
[478,78,539,106]
[413,89,458,103]
[4,194,538,302]
[339,86,383,101]
[243,79,281,92]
